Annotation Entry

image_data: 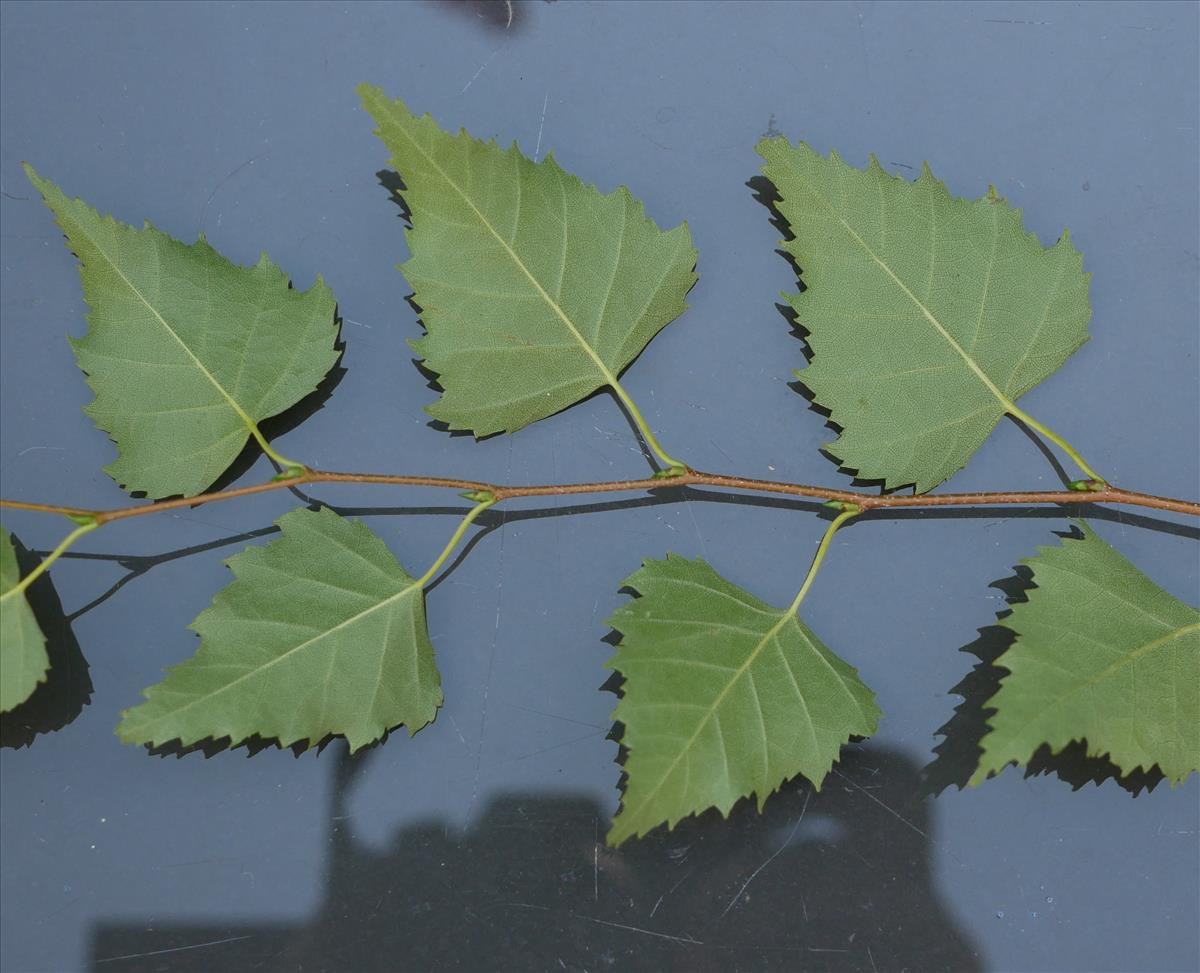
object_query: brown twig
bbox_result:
[2,466,1198,525]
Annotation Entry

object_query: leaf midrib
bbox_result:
[618,604,864,834]
[126,576,422,735]
[374,98,624,394]
[795,170,1018,417]
[991,619,1200,747]
[77,224,262,439]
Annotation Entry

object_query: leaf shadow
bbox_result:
[145,732,344,761]
[203,319,348,494]
[0,534,92,748]
[376,168,680,472]
[747,173,1083,494]
[922,531,1167,797]
[748,174,909,495]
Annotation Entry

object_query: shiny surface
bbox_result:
[1,2,1197,970]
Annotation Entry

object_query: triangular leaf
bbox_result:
[606,554,880,845]
[757,141,1091,492]
[118,507,441,752]
[26,165,340,499]
[973,525,1199,786]
[358,85,698,437]
[0,526,49,713]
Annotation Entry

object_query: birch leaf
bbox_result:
[118,507,441,752]
[757,140,1091,492]
[25,165,340,499]
[973,525,1199,785]
[606,554,880,845]
[358,85,697,437]
[0,527,48,713]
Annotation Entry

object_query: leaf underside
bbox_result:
[0,527,48,713]
[606,554,880,846]
[118,507,441,752]
[358,84,698,437]
[974,524,1199,786]
[26,165,340,500]
[757,140,1092,493]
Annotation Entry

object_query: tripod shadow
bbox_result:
[88,743,980,971]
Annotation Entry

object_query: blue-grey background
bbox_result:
[1,1,1197,970]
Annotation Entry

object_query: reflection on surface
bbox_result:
[0,535,91,748]
[925,547,1167,797]
[90,744,979,971]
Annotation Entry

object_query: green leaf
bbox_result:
[25,164,340,499]
[757,140,1092,492]
[973,525,1199,786]
[358,85,697,437]
[606,554,880,845]
[118,507,441,752]
[0,527,49,713]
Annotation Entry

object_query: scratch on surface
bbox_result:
[17,445,65,458]
[868,944,878,972]
[574,914,702,946]
[832,768,927,838]
[507,903,702,946]
[95,935,255,964]
[594,819,600,902]
[832,768,962,866]
[37,896,81,924]
[650,870,693,918]
[197,152,271,235]
[984,18,1053,25]
[854,4,872,89]
[462,46,503,95]
[510,728,606,761]
[447,712,469,750]
[507,702,606,730]
[534,92,550,161]
[707,437,734,464]
[801,895,808,921]
[468,439,513,816]
[720,788,810,918]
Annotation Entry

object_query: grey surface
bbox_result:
[1,1,1197,971]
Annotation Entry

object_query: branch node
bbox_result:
[652,465,688,481]
[272,465,308,483]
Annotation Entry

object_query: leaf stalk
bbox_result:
[0,521,99,603]
[608,379,686,473]
[1008,405,1105,485]
[413,496,497,590]
[788,505,860,616]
